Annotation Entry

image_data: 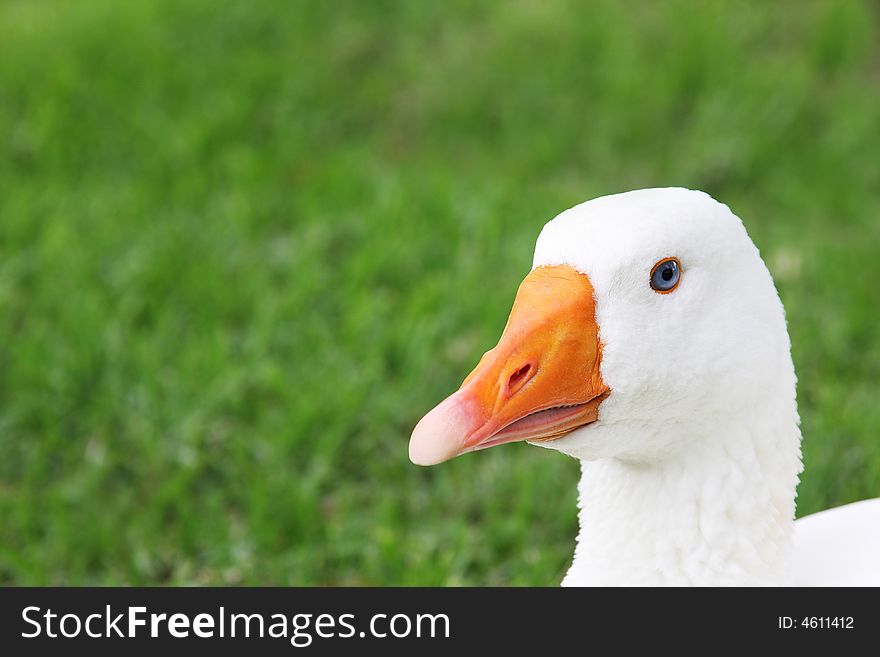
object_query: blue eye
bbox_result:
[650,257,681,293]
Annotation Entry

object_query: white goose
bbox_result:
[410,188,880,586]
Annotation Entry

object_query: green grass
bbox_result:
[1,0,878,585]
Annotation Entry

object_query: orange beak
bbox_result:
[409,265,609,466]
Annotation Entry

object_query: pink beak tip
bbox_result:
[408,392,479,466]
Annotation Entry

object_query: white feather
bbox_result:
[794,499,880,586]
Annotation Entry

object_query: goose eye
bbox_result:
[650,257,681,293]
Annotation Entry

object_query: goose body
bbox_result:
[409,188,879,586]
[793,498,880,586]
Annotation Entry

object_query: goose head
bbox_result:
[410,187,795,465]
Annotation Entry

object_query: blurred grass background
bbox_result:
[1,0,879,585]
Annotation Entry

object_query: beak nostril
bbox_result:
[506,363,533,396]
